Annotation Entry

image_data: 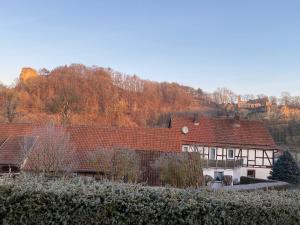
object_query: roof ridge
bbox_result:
[0,123,176,131]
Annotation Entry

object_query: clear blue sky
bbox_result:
[1,0,300,96]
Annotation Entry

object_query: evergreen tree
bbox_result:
[269,151,300,184]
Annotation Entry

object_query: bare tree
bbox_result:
[256,94,268,99]
[280,92,292,106]
[90,148,140,183]
[0,89,19,123]
[154,152,203,188]
[242,94,255,102]
[47,87,82,125]
[213,87,236,105]
[87,148,114,179]
[21,124,76,175]
[38,68,50,76]
[111,71,144,92]
[19,135,38,161]
[292,96,300,107]
[111,149,140,183]
[269,96,278,105]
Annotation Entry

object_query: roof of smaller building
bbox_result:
[67,126,181,152]
[0,124,182,172]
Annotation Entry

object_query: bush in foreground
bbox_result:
[0,176,299,225]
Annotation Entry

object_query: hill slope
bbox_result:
[0,64,221,126]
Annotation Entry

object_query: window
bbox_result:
[227,149,234,159]
[182,145,189,152]
[247,170,256,178]
[209,148,216,160]
[214,171,224,181]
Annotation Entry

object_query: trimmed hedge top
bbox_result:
[0,176,299,225]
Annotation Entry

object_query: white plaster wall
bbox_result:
[248,150,255,160]
[203,168,229,177]
[241,167,271,180]
[203,168,241,184]
[264,150,273,166]
[204,167,271,182]
[233,167,242,182]
[256,150,263,157]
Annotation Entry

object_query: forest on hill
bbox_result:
[0,64,221,127]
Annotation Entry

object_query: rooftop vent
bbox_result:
[181,126,189,134]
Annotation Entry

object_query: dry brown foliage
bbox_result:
[1,64,208,126]
[20,124,77,175]
[154,152,204,188]
[89,148,140,183]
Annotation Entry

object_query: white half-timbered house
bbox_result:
[170,116,280,182]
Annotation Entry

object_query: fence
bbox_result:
[202,159,243,169]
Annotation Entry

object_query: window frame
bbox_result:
[227,149,235,160]
[247,169,256,178]
[182,145,189,152]
[209,147,217,160]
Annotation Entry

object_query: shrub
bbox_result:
[223,175,232,186]
[154,152,203,188]
[0,176,299,225]
[204,175,213,186]
[111,149,140,183]
[240,176,272,185]
[88,148,140,183]
[269,151,300,184]
[20,124,77,175]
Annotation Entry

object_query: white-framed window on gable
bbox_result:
[182,145,189,152]
[209,147,217,160]
[227,149,234,159]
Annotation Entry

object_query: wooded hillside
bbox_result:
[0,64,220,126]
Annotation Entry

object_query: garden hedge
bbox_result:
[0,176,299,225]
[240,176,272,184]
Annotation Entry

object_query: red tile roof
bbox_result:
[0,136,37,165]
[0,124,181,172]
[171,116,278,150]
[0,116,278,173]
[67,126,181,172]
[67,126,180,152]
[0,136,23,165]
[0,123,37,137]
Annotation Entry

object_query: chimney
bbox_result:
[233,112,241,127]
[168,115,172,128]
[194,113,200,125]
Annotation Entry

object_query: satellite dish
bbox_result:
[181,126,189,134]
